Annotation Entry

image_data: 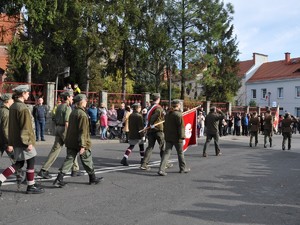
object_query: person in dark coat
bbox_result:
[32,97,47,141]
[249,111,260,147]
[202,107,225,157]
[120,103,145,166]
[263,109,273,148]
[157,100,190,176]
[281,113,298,150]
[53,94,103,187]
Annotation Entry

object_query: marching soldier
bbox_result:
[53,94,103,187]
[38,91,82,179]
[0,94,14,161]
[249,112,260,147]
[263,109,273,148]
[157,100,190,176]
[281,113,298,150]
[120,103,145,166]
[0,85,44,196]
[140,93,172,170]
[202,107,225,157]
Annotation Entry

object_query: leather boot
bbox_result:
[0,181,2,197]
[53,172,66,188]
[120,157,129,166]
[89,173,103,185]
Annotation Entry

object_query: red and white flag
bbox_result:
[183,110,197,152]
[273,106,279,132]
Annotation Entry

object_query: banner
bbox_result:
[273,106,279,132]
[183,110,197,152]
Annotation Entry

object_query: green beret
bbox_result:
[0,93,12,101]
[73,94,87,103]
[12,85,30,93]
[151,93,160,101]
[132,103,141,109]
[171,99,180,106]
[60,91,73,97]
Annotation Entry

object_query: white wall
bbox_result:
[246,78,300,115]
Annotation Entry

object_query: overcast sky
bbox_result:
[224,0,300,62]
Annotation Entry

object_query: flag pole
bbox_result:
[139,105,200,133]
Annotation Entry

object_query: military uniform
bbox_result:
[53,94,102,187]
[281,114,298,150]
[140,94,165,170]
[38,93,80,179]
[0,101,14,160]
[263,112,273,148]
[202,108,225,157]
[158,101,189,176]
[249,114,260,147]
[120,103,145,166]
[0,85,44,195]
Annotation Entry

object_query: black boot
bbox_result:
[53,172,66,188]
[89,173,103,185]
[26,183,45,194]
[120,157,129,166]
[0,181,2,197]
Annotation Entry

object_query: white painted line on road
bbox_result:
[2,159,178,186]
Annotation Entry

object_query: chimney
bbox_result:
[285,52,291,64]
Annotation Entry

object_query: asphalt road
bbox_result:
[0,133,300,225]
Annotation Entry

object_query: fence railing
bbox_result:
[0,82,45,104]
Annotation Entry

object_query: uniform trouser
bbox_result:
[264,129,272,145]
[250,131,258,144]
[282,132,292,149]
[142,131,165,165]
[42,126,79,172]
[203,133,221,155]
[159,141,186,172]
[60,148,95,175]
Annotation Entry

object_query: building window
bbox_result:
[296,107,300,117]
[296,87,300,98]
[251,89,256,99]
[277,87,283,98]
[261,88,267,99]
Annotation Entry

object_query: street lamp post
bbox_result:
[55,67,70,103]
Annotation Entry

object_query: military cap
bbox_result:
[171,99,181,106]
[0,93,12,101]
[210,106,216,112]
[151,93,160,101]
[73,94,87,103]
[284,112,290,118]
[132,102,141,109]
[12,85,30,93]
[60,91,73,97]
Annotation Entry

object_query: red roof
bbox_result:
[247,58,300,83]
[238,59,254,78]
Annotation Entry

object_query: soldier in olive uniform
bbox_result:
[0,85,44,196]
[120,103,145,166]
[249,111,260,147]
[38,91,81,179]
[157,100,190,176]
[0,94,14,161]
[53,94,103,187]
[140,93,170,170]
[202,107,225,157]
[281,113,298,150]
[263,109,273,148]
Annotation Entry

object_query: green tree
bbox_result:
[197,0,240,102]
